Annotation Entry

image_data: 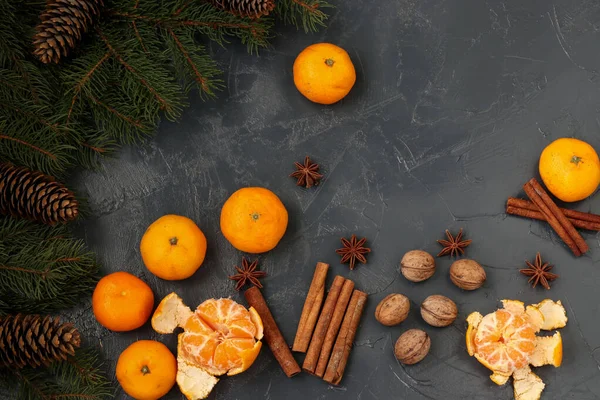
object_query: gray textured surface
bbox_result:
[72,0,600,399]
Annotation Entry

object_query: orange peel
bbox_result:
[466,299,567,400]
[152,293,263,399]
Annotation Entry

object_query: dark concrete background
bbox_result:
[71,0,600,398]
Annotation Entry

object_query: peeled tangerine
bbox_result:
[466,299,567,400]
[152,293,264,399]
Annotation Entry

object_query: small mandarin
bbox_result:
[151,293,263,387]
[220,187,288,254]
[293,43,356,105]
[116,340,177,400]
[140,214,207,280]
[539,137,600,202]
[92,271,154,332]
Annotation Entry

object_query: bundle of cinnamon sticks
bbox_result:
[292,262,367,385]
[506,178,591,256]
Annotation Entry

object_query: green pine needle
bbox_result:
[1,348,113,400]
[277,0,333,32]
[0,218,100,315]
[0,0,330,176]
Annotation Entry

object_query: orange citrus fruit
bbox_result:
[220,187,288,254]
[473,309,536,376]
[293,43,356,105]
[140,214,207,280]
[92,271,154,332]
[539,138,600,202]
[466,299,567,400]
[116,340,177,400]
[152,293,263,399]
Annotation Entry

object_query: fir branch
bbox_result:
[0,125,76,177]
[110,2,273,53]
[0,218,99,315]
[0,101,62,135]
[0,133,57,161]
[86,94,145,129]
[2,348,113,400]
[168,29,210,92]
[173,0,193,16]
[66,52,111,122]
[81,143,107,154]
[96,28,183,118]
[162,27,223,96]
[130,0,149,54]
[277,0,332,32]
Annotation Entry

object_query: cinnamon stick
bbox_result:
[523,181,581,256]
[506,205,600,231]
[244,287,301,378]
[525,178,588,255]
[323,290,367,385]
[314,279,355,377]
[303,275,346,374]
[508,197,600,224]
[293,262,329,353]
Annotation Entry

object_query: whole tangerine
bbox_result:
[116,340,177,400]
[220,187,288,254]
[140,214,207,280]
[293,43,356,105]
[539,138,600,202]
[92,271,154,332]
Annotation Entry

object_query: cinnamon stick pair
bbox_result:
[506,198,600,231]
[522,178,589,256]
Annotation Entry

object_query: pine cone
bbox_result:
[210,0,275,18]
[0,314,81,369]
[33,0,104,64]
[0,163,79,225]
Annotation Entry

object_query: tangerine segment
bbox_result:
[228,341,262,376]
[196,298,257,339]
[180,333,220,371]
[213,338,257,371]
[183,314,214,335]
[178,298,262,376]
[473,310,536,375]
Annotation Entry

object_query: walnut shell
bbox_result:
[375,293,410,326]
[400,250,435,282]
[420,295,458,327]
[449,259,486,290]
[394,329,430,365]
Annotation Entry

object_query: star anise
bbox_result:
[290,156,323,188]
[437,228,472,257]
[520,252,558,290]
[336,234,371,270]
[229,257,266,291]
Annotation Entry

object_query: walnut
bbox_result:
[375,293,410,326]
[400,250,435,282]
[394,329,430,365]
[420,295,458,327]
[450,259,486,290]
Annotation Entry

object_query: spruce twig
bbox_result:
[0,0,328,176]
[0,218,99,315]
[277,0,332,32]
[1,348,113,400]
